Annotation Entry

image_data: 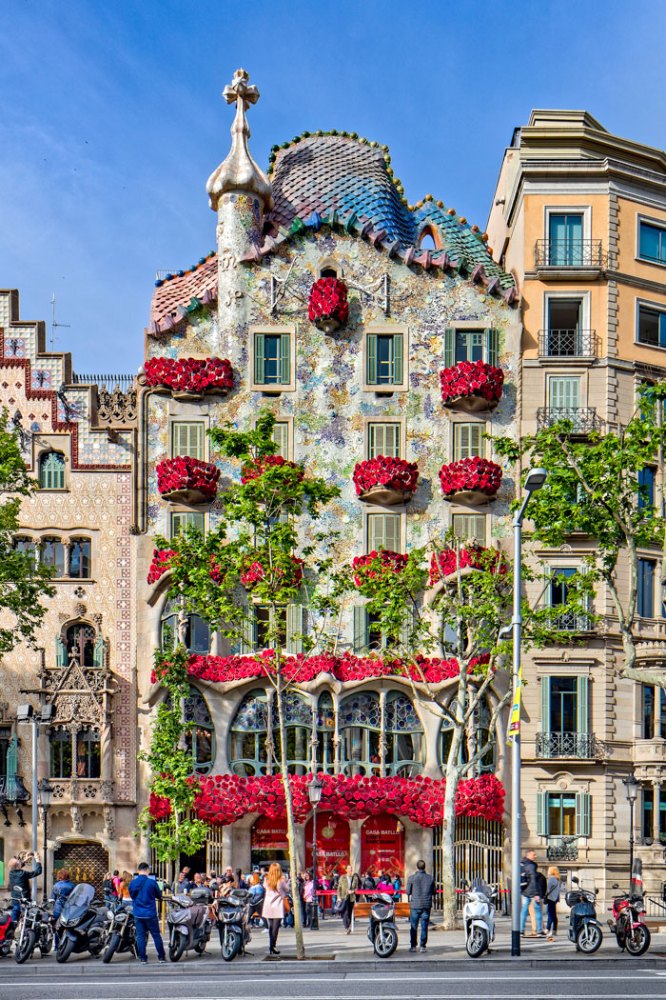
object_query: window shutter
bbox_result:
[541,677,551,740]
[485,329,499,367]
[577,676,589,734]
[392,333,404,385]
[279,333,291,384]
[536,791,548,836]
[576,793,591,837]
[238,614,255,655]
[273,422,290,459]
[254,334,266,385]
[444,329,455,369]
[56,636,67,667]
[353,606,368,653]
[93,635,105,668]
[388,423,400,457]
[366,334,378,385]
[286,605,304,654]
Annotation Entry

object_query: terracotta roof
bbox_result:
[149,255,217,335]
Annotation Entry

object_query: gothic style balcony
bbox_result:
[0,775,29,803]
[536,732,598,760]
[536,407,600,435]
[535,240,605,270]
[538,329,597,358]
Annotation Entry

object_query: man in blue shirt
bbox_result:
[129,862,166,964]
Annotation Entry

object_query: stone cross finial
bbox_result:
[223,68,259,110]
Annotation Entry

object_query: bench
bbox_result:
[351,901,411,929]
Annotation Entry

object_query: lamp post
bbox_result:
[16,703,53,897]
[37,778,53,898]
[308,774,323,930]
[510,467,548,958]
[623,773,638,893]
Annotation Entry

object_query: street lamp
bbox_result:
[16,703,53,898]
[623,773,639,893]
[308,774,324,930]
[510,467,548,958]
[37,778,53,898]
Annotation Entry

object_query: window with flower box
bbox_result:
[171,512,205,538]
[453,422,484,462]
[451,514,487,546]
[251,328,295,391]
[364,327,408,391]
[367,422,402,460]
[366,512,402,553]
[171,422,205,461]
[444,328,498,368]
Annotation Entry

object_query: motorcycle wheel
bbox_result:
[56,936,76,964]
[221,928,241,962]
[40,927,53,956]
[576,923,602,954]
[466,926,488,959]
[102,931,121,964]
[373,925,398,959]
[169,935,186,963]
[14,929,35,964]
[194,939,207,955]
[89,936,104,958]
[625,924,651,956]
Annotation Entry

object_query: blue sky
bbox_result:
[2,0,666,373]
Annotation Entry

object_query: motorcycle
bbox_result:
[102,898,137,963]
[0,902,17,958]
[216,888,251,962]
[462,881,497,958]
[166,889,213,962]
[565,877,603,953]
[55,883,108,963]
[14,898,54,963]
[367,892,398,958]
[608,884,651,956]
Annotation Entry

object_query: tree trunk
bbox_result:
[275,682,305,960]
[440,735,463,930]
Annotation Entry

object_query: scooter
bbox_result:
[565,877,603,953]
[367,892,398,958]
[462,881,497,958]
[216,889,251,961]
[608,884,651,956]
[55,883,108,963]
[14,898,54,963]
[102,898,137,963]
[0,902,17,958]
[166,889,213,962]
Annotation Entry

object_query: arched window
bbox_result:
[39,452,65,490]
[274,692,312,775]
[183,686,215,775]
[41,537,65,577]
[417,228,437,251]
[340,692,381,776]
[65,623,97,667]
[76,728,100,778]
[160,598,210,654]
[69,538,91,578]
[316,692,335,773]
[440,696,495,775]
[50,728,72,778]
[385,691,424,777]
[229,689,269,776]
[320,266,338,278]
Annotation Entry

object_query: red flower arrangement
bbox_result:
[189,772,505,827]
[156,456,220,502]
[239,555,304,591]
[429,546,507,586]
[438,457,502,499]
[147,548,176,585]
[308,277,349,332]
[352,550,408,592]
[149,792,172,821]
[144,356,234,395]
[241,454,305,484]
[353,456,419,499]
[440,360,503,407]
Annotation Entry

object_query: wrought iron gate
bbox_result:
[53,840,109,897]
[433,817,504,909]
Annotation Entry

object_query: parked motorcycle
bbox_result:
[166,889,213,962]
[566,877,603,953]
[462,881,497,958]
[608,884,651,956]
[102,898,137,963]
[0,903,17,958]
[216,888,251,961]
[55,883,108,963]
[14,898,54,963]
[367,892,398,958]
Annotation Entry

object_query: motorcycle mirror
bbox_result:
[612,883,619,889]
[572,876,579,884]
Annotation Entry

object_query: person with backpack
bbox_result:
[519,848,544,937]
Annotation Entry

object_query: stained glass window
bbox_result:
[39,452,65,490]
[183,686,215,775]
[385,692,424,777]
[340,692,381,776]
[229,690,269,777]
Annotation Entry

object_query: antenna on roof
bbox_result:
[50,293,71,351]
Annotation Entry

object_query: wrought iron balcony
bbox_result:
[538,329,597,358]
[552,610,594,632]
[546,836,579,862]
[536,732,597,759]
[0,775,29,803]
[536,407,600,434]
[535,240,605,268]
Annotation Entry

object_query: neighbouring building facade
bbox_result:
[487,110,666,898]
[0,289,138,892]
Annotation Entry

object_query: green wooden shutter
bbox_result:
[279,333,291,385]
[444,329,455,369]
[286,605,304,654]
[536,791,548,836]
[576,793,591,837]
[239,613,255,654]
[392,333,404,385]
[254,334,266,385]
[541,677,551,736]
[273,421,290,458]
[93,635,105,668]
[353,606,368,653]
[577,676,589,734]
[485,329,499,367]
[367,334,378,385]
[56,636,67,667]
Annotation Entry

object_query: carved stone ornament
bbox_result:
[103,806,115,839]
[75,603,87,618]
[97,386,137,426]
[70,805,83,835]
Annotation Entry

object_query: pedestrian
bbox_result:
[337,864,359,935]
[247,871,265,926]
[519,849,544,937]
[112,869,123,897]
[375,873,394,895]
[102,871,115,903]
[129,861,167,965]
[172,868,192,894]
[8,853,42,921]
[545,866,561,941]
[302,871,315,928]
[406,860,434,953]
[118,870,133,900]
[261,861,289,956]
[392,874,402,901]
[50,868,75,950]
[236,868,247,890]
[535,867,547,936]
[361,869,376,892]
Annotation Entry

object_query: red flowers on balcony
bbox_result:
[240,455,305,485]
[352,550,408,594]
[440,360,503,412]
[308,277,349,333]
[239,555,304,591]
[439,457,502,504]
[144,356,234,397]
[353,456,419,505]
[429,546,507,586]
[157,456,220,504]
[147,548,176,585]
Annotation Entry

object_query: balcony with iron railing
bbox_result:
[551,610,595,632]
[535,240,605,270]
[538,329,597,358]
[536,732,599,760]
[536,407,600,434]
[546,836,579,862]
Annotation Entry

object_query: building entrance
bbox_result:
[251,816,289,867]
[53,840,109,897]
